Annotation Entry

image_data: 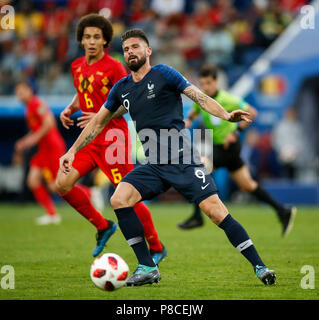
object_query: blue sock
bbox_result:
[218,214,265,269]
[114,207,156,268]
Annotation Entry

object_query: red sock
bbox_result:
[134,202,163,251]
[78,184,91,198]
[33,185,56,216]
[61,185,108,230]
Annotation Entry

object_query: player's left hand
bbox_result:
[77,112,96,129]
[228,110,251,123]
[59,151,75,174]
[223,132,238,149]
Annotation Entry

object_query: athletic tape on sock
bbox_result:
[127,236,143,246]
[236,239,253,252]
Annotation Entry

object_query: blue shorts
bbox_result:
[121,163,218,205]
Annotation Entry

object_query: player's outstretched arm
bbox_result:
[59,107,113,173]
[15,105,56,152]
[183,85,251,123]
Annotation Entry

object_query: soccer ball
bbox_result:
[90,253,129,291]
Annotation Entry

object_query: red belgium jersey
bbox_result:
[71,53,129,146]
[26,96,65,150]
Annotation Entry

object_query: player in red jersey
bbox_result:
[14,82,66,225]
[55,14,167,262]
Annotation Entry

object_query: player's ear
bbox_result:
[146,46,152,57]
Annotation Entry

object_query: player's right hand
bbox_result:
[60,107,74,129]
[228,110,251,123]
[59,151,75,174]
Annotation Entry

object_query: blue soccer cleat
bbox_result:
[93,220,117,257]
[255,265,276,285]
[150,243,167,266]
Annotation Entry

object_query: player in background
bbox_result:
[56,14,167,262]
[178,64,296,236]
[14,82,66,225]
[60,29,276,287]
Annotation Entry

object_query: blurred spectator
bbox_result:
[272,108,305,179]
[253,0,293,48]
[129,0,151,24]
[1,42,36,78]
[175,18,204,70]
[95,0,126,19]
[201,24,235,69]
[34,45,54,78]
[38,63,73,95]
[14,1,44,37]
[279,0,309,12]
[153,40,188,73]
[0,70,15,95]
[227,9,254,48]
[151,0,184,16]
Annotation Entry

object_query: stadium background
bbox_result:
[0,0,318,205]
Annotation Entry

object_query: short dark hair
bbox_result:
[199,64,218,80]
[76,13,113,47]
[121,29,149,46]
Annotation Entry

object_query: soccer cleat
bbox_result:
[279,206,297,237]
[36,214,61,225]
[91,186,105,213]
[150,243,167,266]
[177,216,204,230]
[126,264,161,287]
[93,220,117,257]
[255,265,276,285]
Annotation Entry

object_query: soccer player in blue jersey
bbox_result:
[60,29,276,287]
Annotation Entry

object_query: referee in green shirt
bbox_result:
[178,64,296,237]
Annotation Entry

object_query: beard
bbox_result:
[126,55,146,72]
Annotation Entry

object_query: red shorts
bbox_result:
[30,143,66,183]
[72,143,134,187]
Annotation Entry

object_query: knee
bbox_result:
[200,196,228,225]
[27,176,41,190]
[55,176,73,195]
[205,208,226,225]
[239,180,258,193]
[110,193,130,209]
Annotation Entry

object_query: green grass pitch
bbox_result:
[0,202,318,300]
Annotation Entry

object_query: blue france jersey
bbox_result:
[104,64,199,164]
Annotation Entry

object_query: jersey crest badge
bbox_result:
[147,82,155,99]
[81,77,90,91]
